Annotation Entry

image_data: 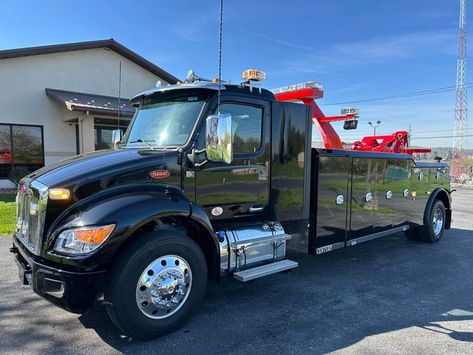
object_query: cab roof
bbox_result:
[130,81,276,106]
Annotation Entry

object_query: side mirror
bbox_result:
[205,113,233,164]
[111,129,122,148]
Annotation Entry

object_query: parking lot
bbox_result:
[0,189,472,354]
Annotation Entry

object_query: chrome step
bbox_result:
[233,259,298,282]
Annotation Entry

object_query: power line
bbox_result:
[324,83,473,106]
[411,127,473,133]
[411,134,473,140]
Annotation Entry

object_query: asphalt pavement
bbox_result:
[0,189,472,354]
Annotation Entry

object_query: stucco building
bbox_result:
[0,39,178,184]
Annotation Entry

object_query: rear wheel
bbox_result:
[416,200,446,243]
[105,232,208,340]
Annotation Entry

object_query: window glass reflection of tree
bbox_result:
[0,125,11,164]
[12,126,43,164]
[218,104,262,154]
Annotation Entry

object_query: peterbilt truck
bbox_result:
[10,70,452,339]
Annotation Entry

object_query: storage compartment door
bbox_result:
[373,159,395,233]
[390,159,412,228]
[409,166,431,226]
[315,155,350,253]
[349,158,374,240]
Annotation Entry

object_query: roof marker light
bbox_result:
[341,107,359,115]
[272,81,323,94]
[242,69,266,82]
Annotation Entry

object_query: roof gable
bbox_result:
[0,39,179,84]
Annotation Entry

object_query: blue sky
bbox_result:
[0,0,471,148]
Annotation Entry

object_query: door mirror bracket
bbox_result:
[187,148,208,168]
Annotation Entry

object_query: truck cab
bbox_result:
[10,72,452,340]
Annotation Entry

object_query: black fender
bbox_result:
[423,188,452,230]
[43,184,218,272]
[189,202,220,281]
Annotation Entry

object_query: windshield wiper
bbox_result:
[129,139,155,150]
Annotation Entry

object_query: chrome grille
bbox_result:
[16,180,48,255]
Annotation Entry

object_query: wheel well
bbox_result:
[114,216,219,281]
[434,190,450,210]
[433,189,451,229]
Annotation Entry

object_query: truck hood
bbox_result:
[28,148,181,196]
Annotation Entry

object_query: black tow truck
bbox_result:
[10,70,452,339]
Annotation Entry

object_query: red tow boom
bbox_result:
[274,84,430,155]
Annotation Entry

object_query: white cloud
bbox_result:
[239,29,458,74]
[332,30,457,60]
[237,29,316,51]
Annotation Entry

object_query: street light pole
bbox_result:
[368,120,382,135]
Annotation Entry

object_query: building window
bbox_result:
[0,124,44,180]
[94,118,130,151]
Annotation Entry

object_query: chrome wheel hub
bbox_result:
[136,255,192,319]
[432,208,444,236]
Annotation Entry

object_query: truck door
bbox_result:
[194,98,270,221]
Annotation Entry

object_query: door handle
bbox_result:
[249,206,264,213]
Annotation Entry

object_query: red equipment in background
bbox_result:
[273,82,431,155]
[352,131,431,155]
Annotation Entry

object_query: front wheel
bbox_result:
[417,200,446,243]
[105,232,208,340]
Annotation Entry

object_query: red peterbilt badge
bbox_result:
[150,169,170,179]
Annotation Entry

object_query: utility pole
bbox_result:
[368,120,381,135]
[453,0,468,178]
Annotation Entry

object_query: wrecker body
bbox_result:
[10,71,452,339]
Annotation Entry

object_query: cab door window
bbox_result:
[217,103,263,155]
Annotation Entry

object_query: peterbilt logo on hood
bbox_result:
[150,169,170,179]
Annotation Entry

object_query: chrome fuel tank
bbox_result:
[219,222,289,273]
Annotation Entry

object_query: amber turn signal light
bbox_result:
[74,224,115,244]
[49,188,71,200]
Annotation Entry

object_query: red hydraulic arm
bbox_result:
[352,131,431,154]
[274,84,430,155]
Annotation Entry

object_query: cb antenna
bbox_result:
[217,0,224,114]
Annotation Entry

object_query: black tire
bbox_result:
[105,231,208,340]
[417,200,446,243]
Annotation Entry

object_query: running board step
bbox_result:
[233,259,298,282]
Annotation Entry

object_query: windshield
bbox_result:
[121,93,208,148]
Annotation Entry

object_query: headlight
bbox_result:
[54,224,115,255]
